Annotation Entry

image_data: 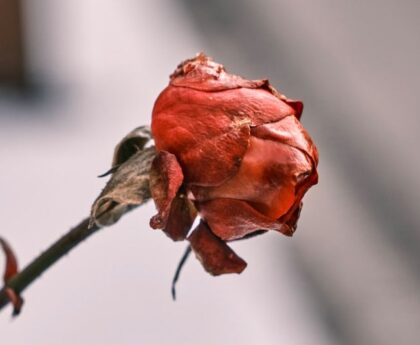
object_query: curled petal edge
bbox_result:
[198,198,293,241]
[149,151,184,229]
[188,221,247,276]
[162,193,197,241]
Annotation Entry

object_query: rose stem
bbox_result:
[0,217,100,311]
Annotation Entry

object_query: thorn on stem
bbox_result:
[5,288,23,316]
[1,237,23,316]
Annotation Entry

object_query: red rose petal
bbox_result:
[169,54,270,92]
[188,221,247,275]
[194,136,312,221]
[258,80,304,120]
[197,198,292,241]
[283,99,303,120]
[168,55,302,122]
[152,85,297,186]
[278,202,303,236]
[180,125,250,186]
[251,115,319,167]
[152,87,252,186]
[251,116,319,223]
[149,151,184,229]
[163,193,197,241]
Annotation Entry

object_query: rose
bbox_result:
[149,54,318,275]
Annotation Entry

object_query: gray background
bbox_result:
[1,1,419,344]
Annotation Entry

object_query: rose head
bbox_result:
[150,53,318,275]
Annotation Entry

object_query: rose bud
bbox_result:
[150,53,318,276]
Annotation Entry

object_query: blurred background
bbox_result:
[1,1,419,344]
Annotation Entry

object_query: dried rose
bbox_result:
[150,54,318,276]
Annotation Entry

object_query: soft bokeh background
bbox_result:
[1,1,419,344]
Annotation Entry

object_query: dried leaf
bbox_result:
[90,147,156,227]
[112,126,152,167]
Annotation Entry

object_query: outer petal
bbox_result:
[193,135,313,220]
[149,151,184,229]
[283,99,303,120]
[169,53,272,92]
[260,82,304,120]
[153,86,252,186]
[188,221,247,275]
[252,116,319,228]
[152,84,300,186]
[90,147,155,228]
[168,54,304,122]
[163,193,197,241]
[251,115,319,166]
[197,198,291,241]
[278,202,303,235]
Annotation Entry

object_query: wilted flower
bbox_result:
[150,54,318,275]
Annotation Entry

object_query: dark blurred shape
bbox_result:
[0,0,26,89]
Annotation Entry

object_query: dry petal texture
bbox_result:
[151,54,318,275]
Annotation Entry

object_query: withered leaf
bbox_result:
[112,126,152,167]
[90,147,155,227]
